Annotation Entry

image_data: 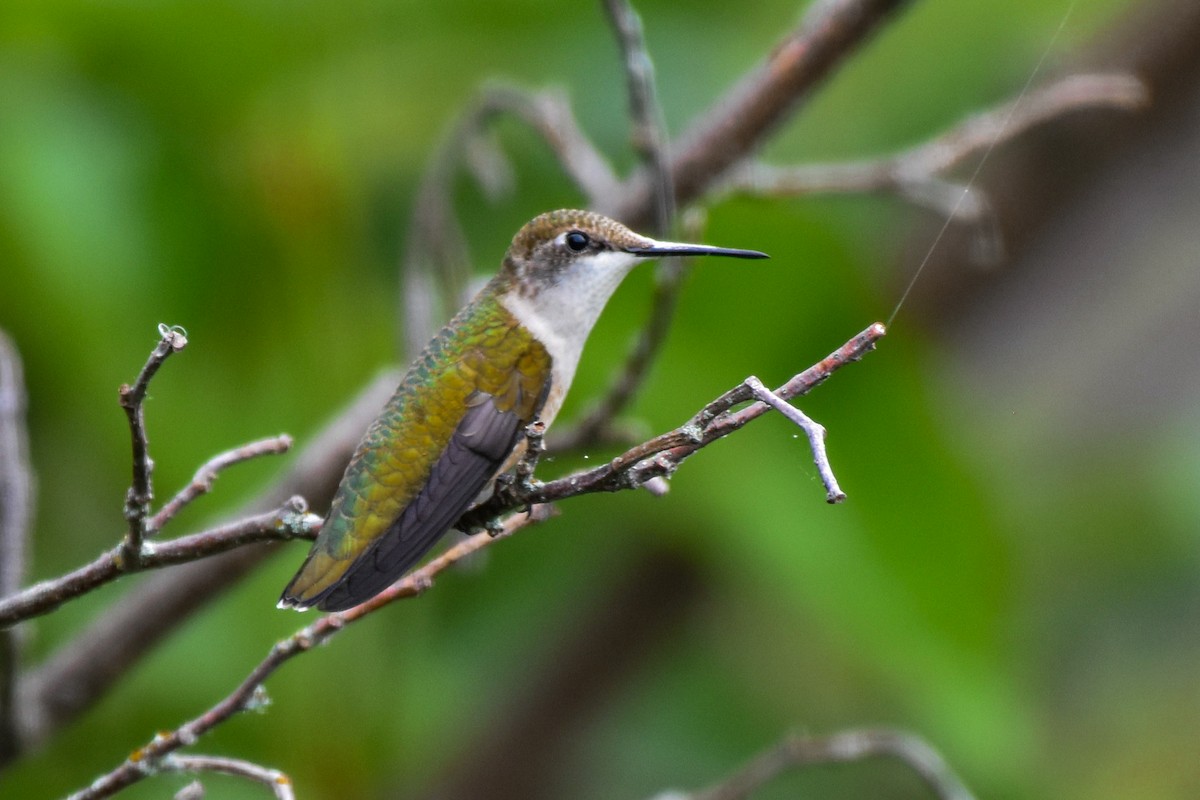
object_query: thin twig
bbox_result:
[682,728,977,800]
[602,0,675,234]
[149,435,294,533]
[610,0,915,224]
[163,754,295,800]
[119,323,188,565]
[0,330,34,761]
[401,84,622,355]
[556,2,679,452]
[174,781,204,800]
[904,72,1148,176]
[66,506,555,800]
[8,370,399,762]
[573,323,884,491]
[744,376,845,503]
[0,499,320,627]
[473,84,624,208]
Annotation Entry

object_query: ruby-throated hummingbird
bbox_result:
[278,209,767,611]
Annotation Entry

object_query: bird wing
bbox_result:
[310,391,531,611]
[278,308,553,612]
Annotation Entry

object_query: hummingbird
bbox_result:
[278,209,767,612]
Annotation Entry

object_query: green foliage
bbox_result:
[2,1,1186,799]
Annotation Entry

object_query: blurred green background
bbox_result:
[4,0,1197,798]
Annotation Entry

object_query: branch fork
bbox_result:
[744,376,844,503]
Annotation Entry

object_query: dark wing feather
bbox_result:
[315,393,522,611]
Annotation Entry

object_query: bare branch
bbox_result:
[474,84,624,209]
[610,0,916,225]
[149,435,294,532]
[118,323,188,565]
[592,0,692,450]
[65,316,874,800]
[0,499,320,627]
[558,0,909,448]
[722,72,1148,262]
[66,507,555,800]
[744,376,844,503]
[0,331,31,600]
[904,72,1148,177]
[401,84,621,354]
[676,728,977,800]
[8,370,397,760]
[0,329,34,762]
[603,0,674,234]
[163,755,295,800]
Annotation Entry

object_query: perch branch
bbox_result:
[463,323,884,530]
[66,507,555,800]
[679,728,977,800]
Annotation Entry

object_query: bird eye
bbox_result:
[565,231,589,252]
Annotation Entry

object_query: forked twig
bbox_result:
[119,323,188,565]
[0,499,320,626]
[0,329,306,628]
[66,507,555,800]
[744,376,844,503]
[68,319,882,797]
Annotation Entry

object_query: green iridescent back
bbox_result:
[282,282,551,604]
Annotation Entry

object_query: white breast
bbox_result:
[499,249,641,427]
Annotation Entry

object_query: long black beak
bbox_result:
[627,242,768,260]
